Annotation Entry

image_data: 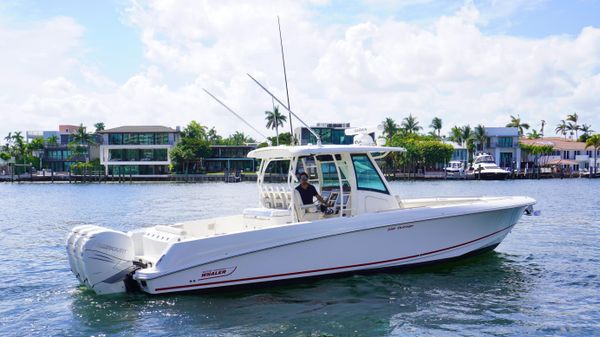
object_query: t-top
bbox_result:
[296,184,318,205]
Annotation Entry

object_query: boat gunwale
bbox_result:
[135,196,535,281]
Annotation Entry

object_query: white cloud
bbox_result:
[1,0,600,141]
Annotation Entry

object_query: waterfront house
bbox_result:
[520,137,599,172]
[98,125,179,176]
[34,125,98,172]
[205,145,257,173]
[295,123,371,145]
[26,130,60,143]
[483,127,521,170]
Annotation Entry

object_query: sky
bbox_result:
[1,0,600,140]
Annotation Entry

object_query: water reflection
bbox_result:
[69,250,533,337]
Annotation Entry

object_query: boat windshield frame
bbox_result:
[253,145,403,221]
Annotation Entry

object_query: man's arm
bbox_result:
[311,186,326,204]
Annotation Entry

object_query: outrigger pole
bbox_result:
[202,88,272,145]
[277,16,294,141]
[247,73,322,146]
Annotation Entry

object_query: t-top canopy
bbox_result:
[247,144,405,159]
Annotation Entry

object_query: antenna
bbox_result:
[344,125,385,146]
[202,88,272,145]
[277,16,294,140]
[247,73,322,146]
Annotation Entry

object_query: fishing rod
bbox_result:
[202,88,272,145]
[277,16,294,139]
[247,73,322,146]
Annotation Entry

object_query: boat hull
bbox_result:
[468,172,510,180]
[136,201,530,294]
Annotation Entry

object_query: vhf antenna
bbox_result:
[277,16,294,141]
[247,73,322,146]
[202,88,272,145]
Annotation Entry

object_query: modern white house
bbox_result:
[483,127,521,171]
[295,122,359,145]
[520,137,600,172]
[99,126,180,176]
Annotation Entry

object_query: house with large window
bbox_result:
[36,124,96,172]
[205,145,257,173]
[294,123,375,145]
[483,127,521,170]
[99,125,179,176]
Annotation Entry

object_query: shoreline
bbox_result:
[1,172,597,184]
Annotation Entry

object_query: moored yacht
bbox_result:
[468,153,511,180]
[67,141,535,295]
[444,160,465,175]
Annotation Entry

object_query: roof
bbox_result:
[485,127,519,137]
[520,137,588,151]
[443,141,466,149]
[546,158,580,165]
[100,125,178,133]
[247,144,405,159]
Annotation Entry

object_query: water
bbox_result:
[1,180,599,336]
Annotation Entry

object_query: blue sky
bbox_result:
[2,0,142,82]
[5,0,600,83]
[1,0,600,138]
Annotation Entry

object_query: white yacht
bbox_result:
[66,142,535,295]
[468,153,511,180]
[444,160,465,175]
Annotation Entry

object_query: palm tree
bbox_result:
[585,134,600,176]
[382,117,399,140]
[4,132,12,147]
[72,124,96,145]
[12,131,25,156]
[580,124,594,137]
[540,120,546,137]
[227,131,254,145]
[70,124,96,161]
[506,114,530,136]
[555,120,568,139]
[527,129,542,139]
[94,122,105,132]
[473,124,487,151]
[401,114,422,134]
[429,117,442,138]
[265,105,287,146]
[566,113,580,139]
[448,126,463,145]
[566,122,577,139]
[461,125,474,157]
[46,135,59,146]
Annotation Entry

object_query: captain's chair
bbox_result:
[293,189,321,222]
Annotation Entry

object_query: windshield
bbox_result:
[351,154,388,194]
[475,155,495,164]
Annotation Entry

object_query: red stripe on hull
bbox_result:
[155,224,514,292]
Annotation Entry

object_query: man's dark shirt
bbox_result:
[296,184,318,205]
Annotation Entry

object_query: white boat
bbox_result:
[66,144,535,295]
[468,153,511,180]
[444,160,465,175]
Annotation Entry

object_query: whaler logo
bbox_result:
[200,267,236,280]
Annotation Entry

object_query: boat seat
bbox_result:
[293,190,321,222]
[243,207,291,218]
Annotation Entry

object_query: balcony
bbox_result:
[489,142,517,148]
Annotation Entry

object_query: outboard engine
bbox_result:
[66,225,137,295]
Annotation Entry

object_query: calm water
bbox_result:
[1,179,599,337]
